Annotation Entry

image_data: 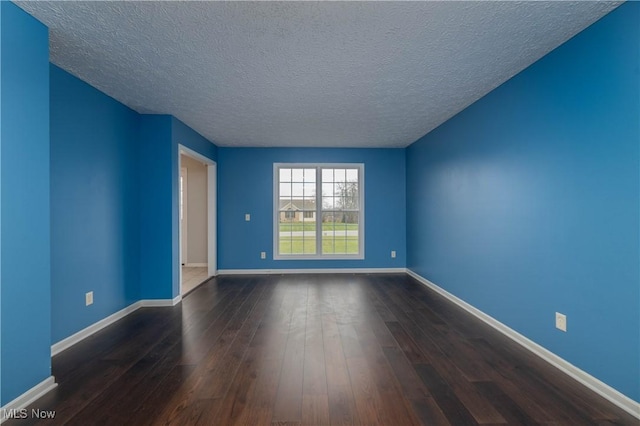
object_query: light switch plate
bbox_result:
[555,312,567,332]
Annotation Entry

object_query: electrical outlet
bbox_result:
[86,291,94,306]
[245,214,251,221]
[260,251,266,259]
[555,312,567,332]
[391,250,396,258]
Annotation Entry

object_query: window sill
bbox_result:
[273,254,365,261]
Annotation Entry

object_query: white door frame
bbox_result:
[207,162,217,278]
[178,145,217,292]
[180,166,188,266]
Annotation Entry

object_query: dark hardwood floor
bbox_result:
[9,274,638,425]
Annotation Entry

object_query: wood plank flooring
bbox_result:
[8,274,638,425]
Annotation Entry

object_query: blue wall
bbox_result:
[50,83,219,342]
[406,2,639,402]
[138,115,173,300]
[0,2,51,405]
[50,65,140,343]
[138,116,217,299]
[218,148,406,270]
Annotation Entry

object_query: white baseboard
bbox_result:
[184,263,207,267]
[406,269,640,419]
[140,295,182,307]
[51,301,143,356]
[0,377,57,423]
[51,296,181,357]
[217,267,407,275]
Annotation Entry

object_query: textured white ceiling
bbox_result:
[18,1,620,148]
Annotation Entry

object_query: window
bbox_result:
[274,164,364,259]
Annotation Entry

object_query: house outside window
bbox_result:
[274,163,364,259]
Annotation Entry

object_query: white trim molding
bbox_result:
[406,269,640,420]
[207,163,217,277]
[218,268,406,275]
[140,295,182,307]
[0,377,57,423]
[51,301,143,356]
[51,297,181,357]
[178,144,218,291]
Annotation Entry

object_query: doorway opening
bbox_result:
[178,145,216,296]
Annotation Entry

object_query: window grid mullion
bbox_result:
[316,166,322,256]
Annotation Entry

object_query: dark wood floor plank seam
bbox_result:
[322,282,360,425]
[271,279,309,424]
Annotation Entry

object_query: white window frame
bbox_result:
[273,163,365,260]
